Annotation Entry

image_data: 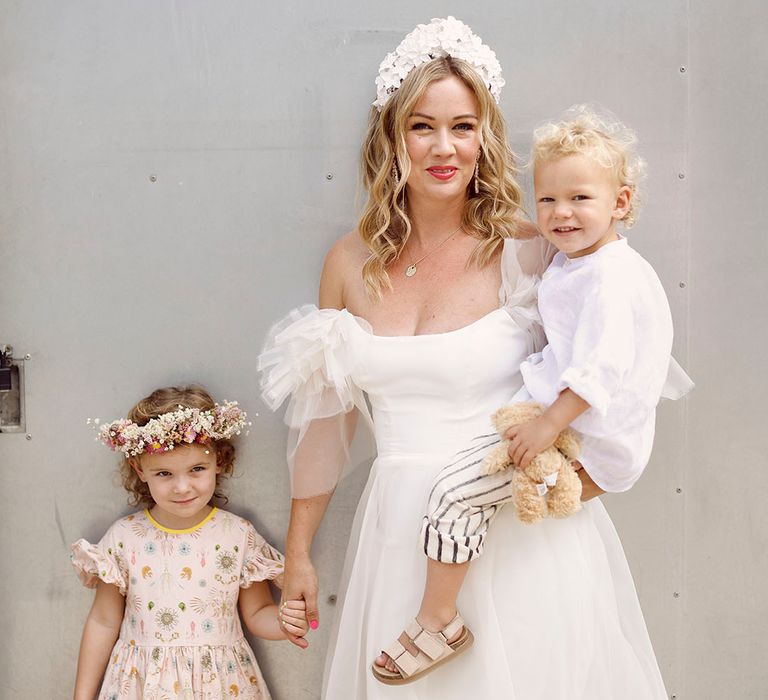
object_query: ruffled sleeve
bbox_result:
[240,521,285,589]
[499,236,556,354]
[70,523,128,596]
[258,304,374,498]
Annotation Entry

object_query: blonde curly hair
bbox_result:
[120,386,236,508]
[531,105,646,227]
[359,56,525,298]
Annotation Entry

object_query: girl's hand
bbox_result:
[281,554,319,648]
[505,416,560,469]
[279,599,309,638]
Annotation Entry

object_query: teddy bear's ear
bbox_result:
[555,428,581,461]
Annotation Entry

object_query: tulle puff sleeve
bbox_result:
[258,305,374,498]
[499,236,556,354]
[240,521,285,589]
[70,524,129,596]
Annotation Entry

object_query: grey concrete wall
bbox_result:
[0,1,763,698]
[685,2,768,697]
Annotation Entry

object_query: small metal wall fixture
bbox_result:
[0,344,25,433]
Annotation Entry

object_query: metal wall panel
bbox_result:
[686,1,768,697]
[0,1,760,698]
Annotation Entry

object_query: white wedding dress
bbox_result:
[260,238,668,700]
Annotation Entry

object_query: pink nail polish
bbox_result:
[310,620,319,630]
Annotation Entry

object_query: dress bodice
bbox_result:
[71,509,284,646]
[346,308,532,458]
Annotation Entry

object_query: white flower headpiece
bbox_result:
[374,16,504,111]
[89,401,250,457]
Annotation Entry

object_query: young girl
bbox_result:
[374,107,692,684]
[71,385,307,699]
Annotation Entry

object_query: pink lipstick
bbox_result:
[427,167,457,181]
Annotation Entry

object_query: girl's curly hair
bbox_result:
[120,386,236,508]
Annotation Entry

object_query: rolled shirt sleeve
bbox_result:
[556,277,636,416]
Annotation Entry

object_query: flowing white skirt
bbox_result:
[322,451,667,700]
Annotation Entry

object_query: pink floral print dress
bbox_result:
[71,508,284,699]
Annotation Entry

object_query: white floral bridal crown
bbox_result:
[374,16,505,110]
[88,401,250,457]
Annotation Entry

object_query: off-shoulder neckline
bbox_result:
[330,235,542,339]
[346,306,507,340]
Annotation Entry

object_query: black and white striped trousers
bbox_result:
[421,431,517,564]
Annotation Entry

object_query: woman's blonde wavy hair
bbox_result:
[359,56,525,298]
[531,105,646,227]
[120,386,236,508]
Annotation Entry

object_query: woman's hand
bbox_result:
[572,461,605,501]
[515,217,542,240]
[281,554,319,648]
[281,494,334,648]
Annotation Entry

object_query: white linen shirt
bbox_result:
[520,237,673,492]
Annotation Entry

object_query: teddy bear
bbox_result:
[481,401,582,523]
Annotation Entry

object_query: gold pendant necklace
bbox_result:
[404,226,463,278]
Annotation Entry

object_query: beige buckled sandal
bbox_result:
[371,613,474,685]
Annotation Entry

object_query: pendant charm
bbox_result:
[405,265,417,277]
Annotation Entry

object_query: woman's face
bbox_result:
[404,75,481,205]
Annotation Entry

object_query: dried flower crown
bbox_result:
[89,401,250,457]
[374,16,504,110]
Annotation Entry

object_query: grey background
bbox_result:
[0,1,765,698]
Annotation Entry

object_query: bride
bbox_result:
[260,17,668,699]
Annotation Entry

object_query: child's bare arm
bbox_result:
[239,582,308,645]
[506,389,590,468]
[73,581,125,700]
